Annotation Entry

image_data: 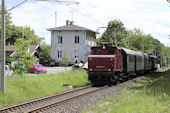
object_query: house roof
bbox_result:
[6,44,41,58]
[6,45,17,52]
[6,45,39,53]
[47,24,96,33]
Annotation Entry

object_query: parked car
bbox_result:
[73,59,83,69]
[28,64,47,74]
[82,62,88,70]
[6,65,13,77]
[0,65,13,77]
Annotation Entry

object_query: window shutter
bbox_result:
[62,51,64,58]
[79,36,82,44]
[79,50,82,59]
[56,36,58,44]
[55,51,58,59]
[62,36,64,44]
[72,36,75,44]
[72,51,74,59]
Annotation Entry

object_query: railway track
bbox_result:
[0,85,107,113]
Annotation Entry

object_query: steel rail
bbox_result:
[0,85,92,113]
[26,86,108,113]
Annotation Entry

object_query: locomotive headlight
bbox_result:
[90,69,92,71]
[108,69,111,71]
[89,58,92,61]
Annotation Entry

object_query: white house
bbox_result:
[47,20,97,65]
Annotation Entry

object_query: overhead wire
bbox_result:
[9,0,106,26]
[58,2,106,26]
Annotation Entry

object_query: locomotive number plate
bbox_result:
[96,66,105,68]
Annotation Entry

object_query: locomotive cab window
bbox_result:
[108,49,114,54]
[94,49,101,55]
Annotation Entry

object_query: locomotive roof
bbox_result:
[121,47,143,56]
[150,54,157,58]
[143,53,149,58]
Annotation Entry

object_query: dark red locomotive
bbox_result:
[88,42,157,85]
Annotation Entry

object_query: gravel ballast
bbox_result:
[44,76,147,113]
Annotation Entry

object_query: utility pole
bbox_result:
[70,10,74,22]
[161,53,163,67]
[22,29,24,40]
[1,0,5,94]
[112,26,120,46]
[37,0,79,26]
[55,11,57,27]
[142,45,144,53]
[0,0,28,94]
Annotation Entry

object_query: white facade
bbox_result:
[50,28,96,65]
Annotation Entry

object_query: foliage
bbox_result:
[0,70,89,107]
[0,6,44,45]
[62,53,70,71]
[6,25,44,45]
[39,43,51,66]
[97,19,170,64]
[97,19,127,46]
[0,6,44,64]
[10,38,35,76]
[83,71,170,113]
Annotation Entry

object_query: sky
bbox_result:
[4,0,170,46]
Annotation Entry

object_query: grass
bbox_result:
[0,70,90,107]
[83,71,170,113]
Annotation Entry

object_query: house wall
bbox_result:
[51,30,96,65]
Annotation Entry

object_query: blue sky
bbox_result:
[4,0,170,46]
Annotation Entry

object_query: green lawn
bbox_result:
[0,70,90,107]
[83,71,170,113]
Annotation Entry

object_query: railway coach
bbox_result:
[88,42,157,86]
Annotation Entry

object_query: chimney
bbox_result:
[70,21,74,25]
[66,20,70,26]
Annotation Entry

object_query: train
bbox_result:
[88,42,157,86]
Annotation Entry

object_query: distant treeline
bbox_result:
[97,19,170,64]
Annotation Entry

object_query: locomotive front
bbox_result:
[88,45,123,85]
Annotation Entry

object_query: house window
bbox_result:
[75,36,79,43]
[58,51,63,58]
[74,50,79,58]
[58,36,63,43]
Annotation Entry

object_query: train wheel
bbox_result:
[109,75,117,86]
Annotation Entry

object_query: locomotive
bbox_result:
[88,42,157,85]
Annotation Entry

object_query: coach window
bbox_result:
[129,55,134,62]
[108,49,114,54]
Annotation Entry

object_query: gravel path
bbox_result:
[46,66,73,74]
[43,76,147,113]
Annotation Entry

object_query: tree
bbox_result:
[97,19,127,46]
[10,38,35,76]
[62,54,70,71]
[6,25,44,45]
[39,43,51,66]
[0,6,44,45]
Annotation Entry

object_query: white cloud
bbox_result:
[7,0,170,46]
